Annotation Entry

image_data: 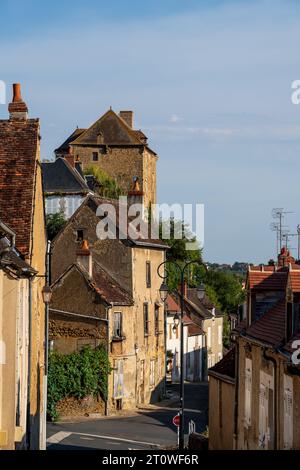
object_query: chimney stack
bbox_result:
[76,240,92,277]
[8,83,28,120]
[119,110,134,128]
[65,146,75,168]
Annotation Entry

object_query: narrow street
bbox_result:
[47,383,208,450]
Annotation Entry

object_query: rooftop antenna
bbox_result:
[272,208,294,251]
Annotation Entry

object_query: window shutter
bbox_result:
[245,358,252,427]
[283,375,293,449]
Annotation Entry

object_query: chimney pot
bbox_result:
[119,110,134,128]
[76,239,93,277]
[12,83,22,102]
[8,83,28,120]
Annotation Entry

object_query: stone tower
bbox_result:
[55,109,157,210]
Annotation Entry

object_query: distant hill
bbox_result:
[207,261,251,276]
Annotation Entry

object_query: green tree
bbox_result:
[83,166,123,199]
[46,212,67,241]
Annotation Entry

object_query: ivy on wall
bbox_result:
[47,345,111,421]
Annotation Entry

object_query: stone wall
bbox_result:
[72,144,157,208]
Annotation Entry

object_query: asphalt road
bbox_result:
[47,383,208,450]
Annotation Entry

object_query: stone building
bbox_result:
[209,248,300,450]
[50,194,167,412]
[0,84,47,449]
[54,109,157,212]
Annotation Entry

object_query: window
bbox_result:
[76,229,84,242]
[92,152,99,161]
[155,304,159,334]
[113,312,122,338]
[146,261,151,288]
[143,303,149,335]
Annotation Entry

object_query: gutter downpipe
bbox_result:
[42,240,51,450]
[26,278,32,449]
[105,305,111,416]
[263,349,278,450]
[233,339,239,450]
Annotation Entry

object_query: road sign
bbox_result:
[173,414,180,427]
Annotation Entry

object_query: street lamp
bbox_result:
[197,282,206,301]
[157,258,208,450]
[42,284,52,304]
[159,282,169,303]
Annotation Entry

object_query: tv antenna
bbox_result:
[272,208,293,251]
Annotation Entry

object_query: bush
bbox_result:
[46,212,67,240]
[47,345,111,421]
[83,166,123,199]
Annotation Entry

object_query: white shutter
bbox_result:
[245,358,252,427]
[283,375,293,449]
[207,327,211,348]
[259,371,273,449]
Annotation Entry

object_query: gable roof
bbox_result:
[52,261,133,306]
[70,109,152,148]
[42,157,90,194]
[0,118,40,257]
[247,268,288,291]
[245,299,286,348]
[55,128,86,154]
[209,347,236,383]
[52,195,168,250]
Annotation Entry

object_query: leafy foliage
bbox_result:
[46,212,67,240]
[84,166,123,199]
[47,345,111,421]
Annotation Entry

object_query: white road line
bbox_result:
[72,432,161,447]
[47,431,72,444]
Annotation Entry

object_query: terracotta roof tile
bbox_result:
[0,118,39,257]
[209,347,236,380]
[248,270,288,290]
[245,299,286,347]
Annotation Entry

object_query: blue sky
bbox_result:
[1,0,300,264]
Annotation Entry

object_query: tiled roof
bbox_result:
[52,262,133,306]
[166,293,180,312]
[0,118,39,257]
[248,270,288,290]
[187,289,223,318]
[88,196,168,249]
[71,109,145,147]
[42,157,90,194]
[289,271,300,292]
[55,128,86,154]
[209,347,236,381]
[187,322,203,336]
[91,261,133,305]
[245,299,286,347]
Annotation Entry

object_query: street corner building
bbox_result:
[208,247,300,450]
[49,191,168,413]
[0,84,47,449]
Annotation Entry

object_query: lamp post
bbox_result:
[158,259,207,450]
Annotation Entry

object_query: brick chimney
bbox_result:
[278,246,295,267]
[119,111,133,128]
[76,240,92,277]
[8,83,28,120]
[65,146,75,168]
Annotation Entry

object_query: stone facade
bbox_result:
[50,197,166,412]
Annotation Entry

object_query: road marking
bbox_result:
[47,431,72,444]
[80,437,95,441]
[72,432,161,447]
